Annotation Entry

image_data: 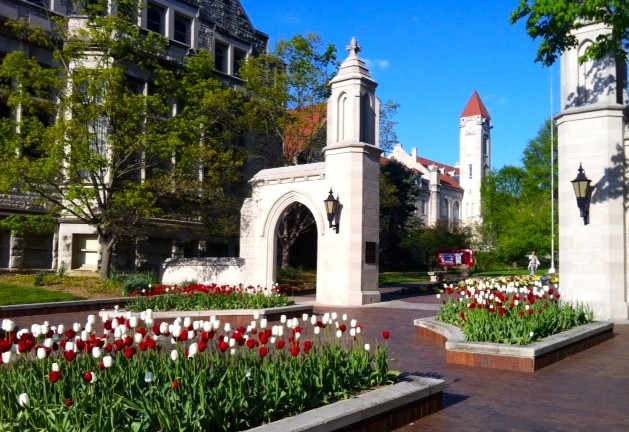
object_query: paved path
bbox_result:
[8,287,629,432]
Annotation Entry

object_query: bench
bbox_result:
[427,271,447,282]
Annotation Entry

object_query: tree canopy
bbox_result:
[0,4,250,276]
[511,0,629,65]
[480,120,558,266]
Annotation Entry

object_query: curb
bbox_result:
[415,317,614,371]
[246,375,445,432]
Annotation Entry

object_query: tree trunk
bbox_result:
[98,235,115,279]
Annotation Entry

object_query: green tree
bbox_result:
[0,3,248,277]
[379,160,422,271]
[480,120,558,266]
[401,221,472,271]
[379,99,400,154]
[511,0,629,65]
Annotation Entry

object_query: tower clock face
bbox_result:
[465,120,475,134]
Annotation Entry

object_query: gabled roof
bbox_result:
[415,156,462,191]
[461,91,491,119]
[416,156,459,176]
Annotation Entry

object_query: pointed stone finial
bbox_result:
[346,37,361,57]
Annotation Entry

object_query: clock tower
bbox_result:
[459,91,491,224]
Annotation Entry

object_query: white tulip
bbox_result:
[171,325,182,338]
[31,324,41,337]
[36,347,47,360]
[294,332,301,341]
[356,326,361,335]
[350,319,357,328]
[84,322,94,334]
[350,328,356,337]
[101,313,109,323]
[2,319,15,332]
[81,330,89,341]
[202,321,212,332]
[230,348,236,356]
[44,338,53,349]
[57,324,65,335]
[51,362,60,372]
[253,311,260,320]
[65,342,74,352]
[192,320,200,331]
[159,322,169,335]
[310,315,317,325]
[187,330,195,340]
[2,351,12,364]
[364,343,371,351]
[145,309,153,320]
[314,326,321,335]
[92,347,102,359]
[73,323,81,332]
[114,327,123,339]
[188,343,199,358]
[250,320,257,329]
[302,313,309,322]
[224,323,231,333]
[260,318,267,329]
[128,317,138,329]
[134,333,143,344]
[170,349,179,361]
[336,330,343,338]
[212,320,221,330]
[145,318,154,327]
[87,315,96,325]
[278,326,284,337]
[102,355,113,368]
[18,393,29,408]
[342,314,348,321]
[183,317,192,328]
[111,319,119,329]
[280,315,287,324]
[229,338,236,348]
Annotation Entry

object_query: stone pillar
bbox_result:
[319,38,381,305]
[9,232,24,269]
[556,22,629,320]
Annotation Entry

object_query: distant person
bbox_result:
[528,252,540,276]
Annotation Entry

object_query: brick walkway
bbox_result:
[8,288,629,432]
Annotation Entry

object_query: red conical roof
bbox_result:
[461,91,491,119]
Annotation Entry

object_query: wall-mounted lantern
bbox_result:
[571,163,592,225]
[324,188,340,233]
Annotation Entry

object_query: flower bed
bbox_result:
[126,283,294,312]
[0,310,397,431]
[435,275,593,345]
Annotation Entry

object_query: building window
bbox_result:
[146,4,164,34]
[420,199,426,215]
[214,42,228,73]
[468,164,473,179]
[174,14,189,44]
[233,49,246,77]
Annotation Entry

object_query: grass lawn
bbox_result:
[0,283,84,305]
[0,273,122,306]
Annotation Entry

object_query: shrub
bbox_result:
[116,272,160,296]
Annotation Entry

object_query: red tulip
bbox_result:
[382,331,390,340]
[49,370,63,383]
[65,399,74,407]
[304,341,312,353]
[290,346,300,357]
[83,372,93,382]
[124,347,136,359]
[259,347,268,358]
[339,324,347,332]
[172,379,180,389]
[276,340,285,350]
[218,341,228,352]
[63,351,76,362]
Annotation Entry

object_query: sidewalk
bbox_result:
[7,285,629,432]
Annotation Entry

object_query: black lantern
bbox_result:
[571,163,592,225]
[324,188,339,233]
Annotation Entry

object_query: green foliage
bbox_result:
[115,272,160,296]
[32,272,46,287]
[278,265,304,279]
[126,291,294,312]
[511,0,629,65]
[0,215,56,235]
[0,9,253,278]
[401,221,472,271]
[379,160,422,271]
[480,120,557,266]
[379,99,401,154]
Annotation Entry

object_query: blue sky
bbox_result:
[240,0,560,170]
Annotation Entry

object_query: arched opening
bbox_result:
[275,202,317,291]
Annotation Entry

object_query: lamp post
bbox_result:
[324,188,339,233]
[571,163,592,225]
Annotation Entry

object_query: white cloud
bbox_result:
[364,58,390,70]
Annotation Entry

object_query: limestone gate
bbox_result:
[163,39,383,306]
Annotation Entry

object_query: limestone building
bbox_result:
[0,0,269,272]
[389,91,492,227]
